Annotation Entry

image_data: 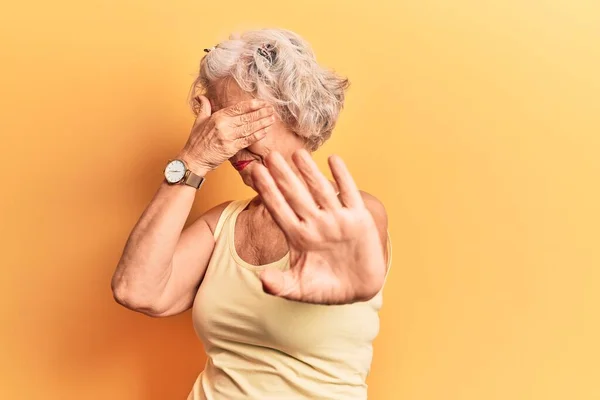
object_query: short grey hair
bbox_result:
[189,28,350,151]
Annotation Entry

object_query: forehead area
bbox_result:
[207,78,254,111]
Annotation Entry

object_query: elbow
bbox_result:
[111,280,135,308]
[111,279,168,318]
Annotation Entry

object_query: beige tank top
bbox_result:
[187,198,392,400]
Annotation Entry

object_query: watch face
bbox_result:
[165,159,186,183]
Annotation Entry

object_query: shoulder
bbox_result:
[358,190,390,266]
[359,190,388,227]
[329,180,388,227]
[329,179,388,223]
[202,200,236,236]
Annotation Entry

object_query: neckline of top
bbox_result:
[228,198,290,272]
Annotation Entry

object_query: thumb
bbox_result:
[259,268,293,298]
[194,95,212,118]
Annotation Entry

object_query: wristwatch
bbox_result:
[164,159,205,189]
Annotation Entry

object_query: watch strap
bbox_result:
[183,170,205,189]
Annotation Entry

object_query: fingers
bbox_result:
[237,126,269,148]
[233,113,276,140]
[259,268,292,297]
[253,151,361,222]
[232,106,274,127]
[217,99,275,146]
[292,149,341,210]
[263,152,320,220]
[222,98,270,116]
[328,154,364,209]
[250,162,301,232]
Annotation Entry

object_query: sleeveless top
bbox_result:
[187,198,393,400]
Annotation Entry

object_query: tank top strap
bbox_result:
[213,199,249,240]
[384,230,393,285]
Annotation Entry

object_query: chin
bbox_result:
[238,169,256,191]
[237,161,261,188]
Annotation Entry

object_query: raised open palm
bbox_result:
[250,149,387,305]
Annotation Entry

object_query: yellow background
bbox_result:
[1,0,598,399]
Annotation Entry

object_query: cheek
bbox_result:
[229,150,242,160]
[246,140,270,158]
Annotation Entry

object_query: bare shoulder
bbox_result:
[358,190,390,265]
[328,180,388,226]
[359,191,388,224]
[200,200,235,235]
[328,179,387,221]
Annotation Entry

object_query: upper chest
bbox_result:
[233,210,289,266]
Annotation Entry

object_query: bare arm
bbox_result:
[111,167,230,317]
[112,161,227,316]
[111,96,275,317]
[250,150,389,304]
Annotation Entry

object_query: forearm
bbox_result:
[111,178,199,311]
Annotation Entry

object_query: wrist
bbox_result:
[177,152,210,177]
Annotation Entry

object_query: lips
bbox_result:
[232,160,253,171]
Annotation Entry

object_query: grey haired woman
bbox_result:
[111,27,392,400]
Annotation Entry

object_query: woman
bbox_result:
[111,28,392,400]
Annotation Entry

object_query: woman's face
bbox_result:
[207,79,306,190]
